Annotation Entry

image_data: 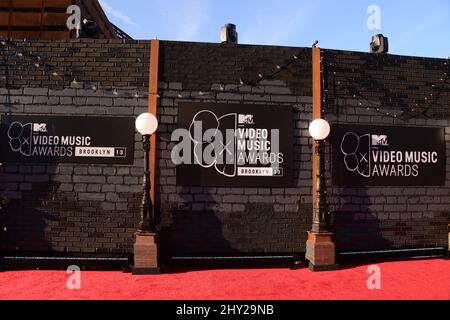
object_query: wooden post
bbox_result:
[306,46,338,271]
[312,47,321,206]
[132,39,160,275]
[7,0,12,39]
[39,0,44,39]
[148,39,159,205]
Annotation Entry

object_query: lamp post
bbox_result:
[309,119,331,233]
[135,113,159,232]
[306,119,338,271]
[133,113,159,275]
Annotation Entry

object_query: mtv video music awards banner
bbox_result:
[0,115,135,164]
[175,103,294,187]
[332,124,446,186]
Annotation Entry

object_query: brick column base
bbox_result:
[132,232,160,275]
[447,224,450,257]
[306,232,339,272]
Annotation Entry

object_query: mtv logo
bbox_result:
[33,123,47,133]
[372,135,388,146]
[238,114,254,125]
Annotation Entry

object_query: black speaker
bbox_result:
[220,24,238,44]
[82,19,99,38]
[370,34,389,54]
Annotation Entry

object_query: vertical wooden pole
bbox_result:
[40,0,44,39]
[130,42,162,276]
[307,47,338,271]
[148,39,159,205]
[7,0,12,39]
[312,47,322,208]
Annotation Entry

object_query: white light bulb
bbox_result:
[135,113,158,136]
[309,119,331,141]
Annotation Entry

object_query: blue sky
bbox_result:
[99,0,450,58]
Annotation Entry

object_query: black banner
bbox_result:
[332,124,446,186]
[0,301,443,319]
[0,115,135,164]
[175,103,294,187]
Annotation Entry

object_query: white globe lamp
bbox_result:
[309,119,331,141]
[134,113,158,236]
[135,113,158,136]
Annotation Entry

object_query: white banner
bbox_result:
[75,147,115,158]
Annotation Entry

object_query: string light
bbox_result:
[333,74,401,118]
[224,48,306,95]
[320,54,328,115]
[70,78,82,89]
[3,40,150,99]
[327,56,449,120]
[14,39,446,117]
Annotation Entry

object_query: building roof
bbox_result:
[0,0,132,40]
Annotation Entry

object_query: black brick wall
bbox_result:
[0,39,151,254]
[322,50,450,251]
[0,39,448,258]
[0,39,150,89]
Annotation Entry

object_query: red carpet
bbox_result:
[0,259,449,300]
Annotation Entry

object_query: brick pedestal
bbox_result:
[132,232,160,275]
[306,232,338,272]
[447,224,450,252]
